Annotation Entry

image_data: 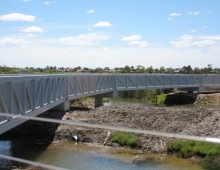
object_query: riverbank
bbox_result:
[2,100,219,152]
[53,104,220,151]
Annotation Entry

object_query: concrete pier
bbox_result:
[52,100,70,111]
[94,95,103,108]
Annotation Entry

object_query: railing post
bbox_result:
[213,74,215,85]
[126,75,128,89]
[171,75,173,87]
[136,75,138,88]
[23,80,26,114]
[113,75,118,97]
[8,81,13,120]
[41,79,44,107]
[66,76,68,100]
[163,75,165,88]
[34,79,36,110]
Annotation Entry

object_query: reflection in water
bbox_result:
[0,140,12,169]
[33,142,203,170]
[104,98,156,107]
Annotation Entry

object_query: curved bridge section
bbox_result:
[0,74,220,134]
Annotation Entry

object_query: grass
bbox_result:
[167,140,220,158]
[200,155,220,170]
[109,131,140,148]
[166,140,220,169]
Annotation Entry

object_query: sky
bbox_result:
[0,0,220,68]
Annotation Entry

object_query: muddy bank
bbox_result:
[195,93,220,106]
[1,100,220,155]
[53,104,220,153]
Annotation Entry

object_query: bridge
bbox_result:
[0,74,220,134]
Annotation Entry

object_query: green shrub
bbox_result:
[200,155,220,170]
[166,140,220,169]
[157,93,167,105]
[109,132,140,148]
[166,140,220,158]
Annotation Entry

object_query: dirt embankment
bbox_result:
[194,93,220,106]
[53,103,220,153]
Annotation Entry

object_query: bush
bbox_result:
[109,132,140,148]
[167,140,220,158]
[200,155,220,170]
[157,93,167,105]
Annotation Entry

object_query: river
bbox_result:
[0,98,204,170]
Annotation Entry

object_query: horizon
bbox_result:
[0,0,220,68]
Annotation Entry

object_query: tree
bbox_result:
[180,65,193,74]
[145,66,154,73]
[121,65,131,73]
[136,65,145,73]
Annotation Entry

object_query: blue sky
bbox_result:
[0,0,220,68]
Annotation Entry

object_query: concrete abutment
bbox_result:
[52,100,70,111]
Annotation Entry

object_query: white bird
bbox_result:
[73,135,78,141]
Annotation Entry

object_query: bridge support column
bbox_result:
[94,95,103,108]
[93,92,118,108]
[52,100,70,111]
[112,91,118,97]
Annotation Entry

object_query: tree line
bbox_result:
[0,64,219,74]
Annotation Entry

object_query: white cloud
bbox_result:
[168,12,181,21]
[26,34,37,37]
[128,41,148,48]
[170,13,181,17]
[44,1,56,5]
[21,26,44,33]
[0,37,30,47]
[87,9,95,14]
[170,34,220,48]
[93,21,112,27]
[199,35,220,41]
[122,35,148,48]
[0,13,36,22]
[188,11,200,16]
[22,0,32,2]
[191,29,196,33]
[122,35,141,41]
[59,33,109,46]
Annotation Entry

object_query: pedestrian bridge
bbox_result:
[0,74,220,134]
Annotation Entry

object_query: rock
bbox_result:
[110,142,121,147]
[132,155,151,164]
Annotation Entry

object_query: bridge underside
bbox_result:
[0,74,220,134]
